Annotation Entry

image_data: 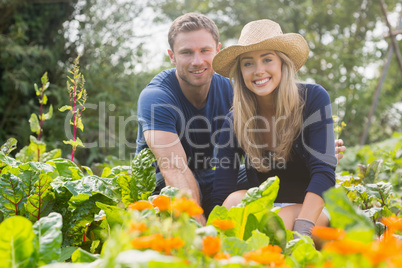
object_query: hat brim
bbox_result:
[213,33,309,78]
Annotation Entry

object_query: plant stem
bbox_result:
[37,88,44,162]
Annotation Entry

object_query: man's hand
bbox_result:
[144,129,202,206]
[335,139,346,164]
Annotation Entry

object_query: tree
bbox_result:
[0,0,78,149]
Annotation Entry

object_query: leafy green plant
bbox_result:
[15,73,61,163]
[59,55,88,162]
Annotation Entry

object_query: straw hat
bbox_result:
[213,19,309,77]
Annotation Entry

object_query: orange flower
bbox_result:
[311,226,345,240]
[164,237,185,253]
[202,236,221,257]
[152,195,171,212]
[212,219,236,230]
[381,216,402,231]
[244,245,285,266]
[131,233,163,249]
[214,252,231,260]
[129,222,147,233]
[365,231,402,264]
[172,197,203,217]
[131,234,185,254]
[323,239,369,255]
[128,200,154,211]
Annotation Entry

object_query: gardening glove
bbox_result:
[293,218,315,239]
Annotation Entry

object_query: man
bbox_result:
[135,13,346,224]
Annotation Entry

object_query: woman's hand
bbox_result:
[335,139,346,163]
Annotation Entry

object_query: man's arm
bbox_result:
[144,129,201,206]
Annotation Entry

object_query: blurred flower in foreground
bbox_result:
[381,216,402,232]
[202,236,221,257]
[128,200,154,211]
[212,219,236,231]
[244,245,288,267]
[131,233,184,254]
[129,222,147,233]
[172,197,203,217]
[152,195,171,212]
[323,239,369,254]
[214,252,231,260]
[312,226,345,240]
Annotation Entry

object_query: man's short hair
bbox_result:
[168,13,219,50]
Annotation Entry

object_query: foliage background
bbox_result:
[0,0,401,167]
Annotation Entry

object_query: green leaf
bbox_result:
[41,149,62,163]
[33,212,63,266]
[29,113,41,135]
[77,118,84,131]
[242,213,259,241]
[324,187,375,237]
[0,152,20,168]
[47,158,83,179]
[0,216,35,268]
[258,211,287,249]
[64,175,120,202]
[96,202,129,229]
[59,246,77,262]
[59,105,72,112]
[117,174,137,207]
[41,94,48,105]
[290,241,320,266]
[222,236,248,255]
[239,176,279,220]
[1,138,18,156]
[76,89,83,101]
[63,137,85,150]
[364,160,383,184]
[131,148,156,201]
[82,166,93,175]
[42,105,53,120]
[159,186,180,197]
[25,174,55,222]
[100,167,112,178]
[71,247,100,263]
[40,72,48,89]
[34,83,40,96]
[0,173,26,218]
[245,230,270,251]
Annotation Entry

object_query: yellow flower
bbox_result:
[311,226,345,240]
[172,197,203,217]
[128,200,154,211]
[202,236,221,257]
[212,219,236,230]
[152,195,171,212]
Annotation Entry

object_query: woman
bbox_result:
[209,19,337,238]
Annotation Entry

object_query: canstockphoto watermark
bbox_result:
[62,102,138,159]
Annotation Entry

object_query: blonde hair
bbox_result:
[231,51,305,172]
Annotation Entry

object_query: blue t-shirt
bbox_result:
[208,84,337,213]
[136,68,233,170]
